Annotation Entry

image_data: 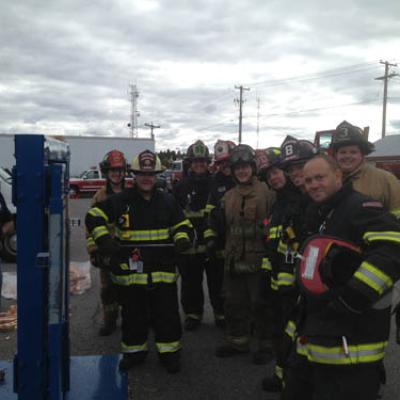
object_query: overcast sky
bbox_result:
[1,0,399,152]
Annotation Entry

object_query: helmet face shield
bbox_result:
[230,144,256,165]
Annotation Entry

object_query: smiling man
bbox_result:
[332,120,400,216]
[281,153,400,400]
[85,150,193,373]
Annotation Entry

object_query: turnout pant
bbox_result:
[271,290,298,378]
[223,270,272,351]
[100,268,118,305]
[178,253,224,319]
[116,282,182,355]
[282,352,382,400]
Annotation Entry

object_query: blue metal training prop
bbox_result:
[0,134,127,400]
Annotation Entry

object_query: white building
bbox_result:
[0,133,155,176]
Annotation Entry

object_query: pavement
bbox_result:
[0,198,399,399]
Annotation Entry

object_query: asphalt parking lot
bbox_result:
[1,198,399,399]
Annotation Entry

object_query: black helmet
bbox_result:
[230,144,256,167]
[186,140,211,162]
[280,136,317,170]
[332,121,374,155]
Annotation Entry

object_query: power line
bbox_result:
[246,62,379,88]
[195,98,378,132]
[193,63,381,117]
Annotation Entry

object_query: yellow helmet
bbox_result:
[130,150,163,173]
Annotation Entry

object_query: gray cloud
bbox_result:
[0,0,399,148]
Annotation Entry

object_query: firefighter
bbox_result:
[85,150,193,373]
[332,120,400,343]
[255,148,299,392]
[210,144,276,364]
[259,139,317,391]
[281,153,400,400]
[333,120,400,215]
[86,150,127,336]
[0,191,15,311]
[204,140,236,328]
[274,137,317,297]
[173,140,217,331]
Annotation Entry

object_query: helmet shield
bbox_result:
[130,150,163,173]
[186,140,210,162]
[214,140,236,162]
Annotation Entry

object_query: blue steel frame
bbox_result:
[0,134,127,400]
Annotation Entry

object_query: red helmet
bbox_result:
[297,235,362,297]
[214,140,236,162]
[100,150,127,174]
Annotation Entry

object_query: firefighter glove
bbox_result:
[90,251,109,269]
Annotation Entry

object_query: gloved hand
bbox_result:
[96,236,120,256]
[90,251,101,268]
[205,239,218,259]
[90,251,110,269]
[175,238,192,254]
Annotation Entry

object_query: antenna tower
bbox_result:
[128,84,140,138]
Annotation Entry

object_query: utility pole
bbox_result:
[234,85,250,144]
[375,61,398,138]
[144,122,160,140]
[256,96,260,149]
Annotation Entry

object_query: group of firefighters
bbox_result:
[85,120,400,399]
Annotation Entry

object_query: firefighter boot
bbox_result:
[261,374,283,392]
[118,352,147,371]
[99,304,118,336]
[159,351,181,374]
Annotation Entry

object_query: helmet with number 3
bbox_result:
[332,121,374,155]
